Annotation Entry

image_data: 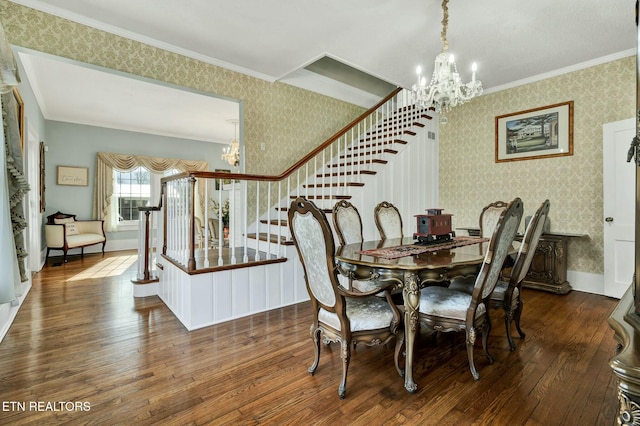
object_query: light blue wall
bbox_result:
[44,121,229,240]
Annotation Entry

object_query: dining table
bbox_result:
[334,235,514,393]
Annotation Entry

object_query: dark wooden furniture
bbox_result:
[459,226,586,295]
[374,201,403,239]
[335,233,517,393]
[450,199,550,350]
[407,198,523,380]
[515,231,586,294]
[288,198,401,399]
[332,200,364,246]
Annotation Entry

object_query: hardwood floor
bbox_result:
[0,251,620,425]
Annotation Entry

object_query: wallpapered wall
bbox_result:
[2,1,634,277]
[0,0,365,176]
[440,56,635,274]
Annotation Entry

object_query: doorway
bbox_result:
[603,118,635,298]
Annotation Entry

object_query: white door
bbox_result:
[603,118,635,298]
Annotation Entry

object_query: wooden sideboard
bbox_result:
[516,232,587,295]
[457,228,587,294]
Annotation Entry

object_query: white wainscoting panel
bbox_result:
[158,248,309,331]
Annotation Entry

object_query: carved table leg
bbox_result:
[403,270,420,393]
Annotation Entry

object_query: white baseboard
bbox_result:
[0,278,32,343]
[567,270,604,295]
[47,238,138,258]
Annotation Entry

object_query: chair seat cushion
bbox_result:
[491,280,519,302]
[448,278,519,303]
[319,296,395,332]
[419,286,485,321]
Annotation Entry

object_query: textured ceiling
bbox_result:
[10,0,637,141]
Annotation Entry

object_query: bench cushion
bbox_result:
[67,233,106,248]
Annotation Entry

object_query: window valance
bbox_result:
[93,152,208,232]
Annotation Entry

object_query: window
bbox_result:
[113,167,178,228]
[114,167,151,223]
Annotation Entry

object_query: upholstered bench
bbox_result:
[45,211,106,263]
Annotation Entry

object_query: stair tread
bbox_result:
[317,170,377,177]
[247,233,294,245]
[289,194,351,200]
[349,139,408,150]
[329,159,387,167]
[341,148,398,158]
[260,219,288,226]
[304,182,365,188]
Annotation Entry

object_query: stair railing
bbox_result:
[159,88,430,274]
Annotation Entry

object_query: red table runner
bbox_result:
[358,236,489,259]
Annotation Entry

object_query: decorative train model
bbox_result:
[413,208,455,246]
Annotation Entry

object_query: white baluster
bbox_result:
[203,179,209,268]
[254,181,260,261]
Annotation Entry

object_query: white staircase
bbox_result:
[248,103,439,255]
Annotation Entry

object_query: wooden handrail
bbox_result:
[163,87,403,184]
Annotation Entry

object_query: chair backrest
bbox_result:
[46,211,77,224]
[208,218,220,239]
[194,216,203,235]
[510,200,550,286]
[479,201,508,238]
[332,200,363,246]
[374,201,403,239]
[473,198,524,301]
[289,197,342,313]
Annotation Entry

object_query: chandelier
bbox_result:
[221,119,240,167]
[412,0,483,115]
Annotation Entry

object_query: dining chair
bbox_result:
[207,218,220,247]
[449,199,550,350]
[333,200,388,294]
[479,200,508,238]
[396,197,523,381]
[332,200,363,246]
[288,197,402,399]
[374,201,403,239]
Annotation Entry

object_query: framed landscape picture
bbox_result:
[495,101,573,163]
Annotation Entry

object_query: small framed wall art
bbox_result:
[57,165,89,186]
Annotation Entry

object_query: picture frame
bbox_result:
[57,165,89,186]
[13,87,24,152]
[214,168,231,190]
[495,101,573,163]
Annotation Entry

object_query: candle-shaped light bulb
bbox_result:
[472,62,477,82]
[416,65,422,75]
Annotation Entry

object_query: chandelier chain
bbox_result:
[411,0,482,115]
[440,0,448,53]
